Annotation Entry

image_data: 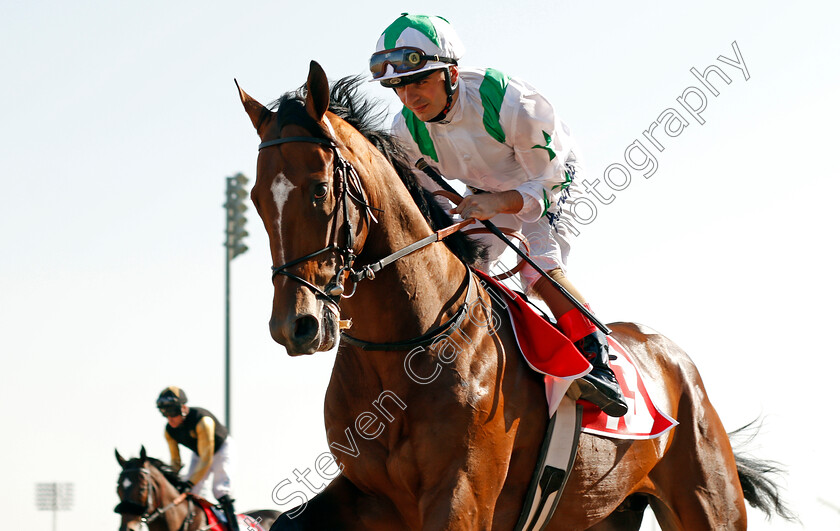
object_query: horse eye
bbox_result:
[313,182,329,200]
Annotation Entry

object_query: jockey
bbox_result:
[370,14,628,417]
[156,387,240,530]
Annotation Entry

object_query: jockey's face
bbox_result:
[395,67,458,122]
[166,406,188,428]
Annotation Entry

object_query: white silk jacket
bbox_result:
[392,67,582,223]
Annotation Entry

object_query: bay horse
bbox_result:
[114,447,280,531]
[237,61,791,530]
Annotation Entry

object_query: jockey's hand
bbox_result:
[451,191,524,220]
[176,479,194,494]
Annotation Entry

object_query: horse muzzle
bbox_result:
[270,303,339,355]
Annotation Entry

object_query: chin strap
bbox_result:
[427,67,457,123]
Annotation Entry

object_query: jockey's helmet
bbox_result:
[370,13,464,88]
[156,386,188,417]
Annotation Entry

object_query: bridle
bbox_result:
[260,135,375,311]
[116,466,195,530]
[258,127,477,351]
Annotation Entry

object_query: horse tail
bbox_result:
[729,421,798,522]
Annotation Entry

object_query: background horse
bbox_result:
[114,446,280,531]
[238,61,791,530]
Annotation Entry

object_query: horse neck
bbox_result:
[150,468,199,531]
[341,137,468,346]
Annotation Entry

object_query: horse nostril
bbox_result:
[293,315,319,342]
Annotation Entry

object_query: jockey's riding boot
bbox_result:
[575,330,629,417]
[556,306,628,417]
[218,495,240,531]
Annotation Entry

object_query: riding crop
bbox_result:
[415,159,611,335]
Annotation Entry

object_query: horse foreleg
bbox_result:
[584,513,645,531]
[268,474,404,531]
[583,495,649,531]
[416,470,491,531]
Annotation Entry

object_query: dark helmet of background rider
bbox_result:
[156,386,188,417]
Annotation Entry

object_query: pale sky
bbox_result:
[2,1,839,529]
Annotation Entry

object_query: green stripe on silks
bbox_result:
[559,169,573,191]
[402,107,439,162]
[479,68,509,143]
[383,14,444,49]
[532,131,557,160]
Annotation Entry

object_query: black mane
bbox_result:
[123,456,181,487]
[268,76,486,266]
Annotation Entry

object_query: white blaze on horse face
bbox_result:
[271,172,295,265]
[122,477,132,489]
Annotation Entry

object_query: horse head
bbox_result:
[114,446,183,531]
[237,61,375,355]
[114,447,153,531]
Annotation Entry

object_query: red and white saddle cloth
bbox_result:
[193,497,268,531]
[474,270,677,440]
[578,336,677,439]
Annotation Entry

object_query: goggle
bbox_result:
[158,404,181,418]
[369,47,455,79]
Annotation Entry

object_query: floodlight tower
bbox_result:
[224,172,249,431]
[35,482,74,531]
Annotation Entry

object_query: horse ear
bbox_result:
[139,445,147,461]
[305,60,329,122]
[236,79,271,135]
[115,449,128,468]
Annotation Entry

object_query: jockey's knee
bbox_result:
[532,267,588,314]
[533,267,571,294]
[547,267,567,282]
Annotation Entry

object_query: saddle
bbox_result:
[191,496,267,531]
[473,269,678,529]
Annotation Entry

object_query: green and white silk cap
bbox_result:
[372,13,465,84]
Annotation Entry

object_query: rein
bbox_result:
[258,131,476,350]
[342,268,474,351]
[145,492,194,530]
